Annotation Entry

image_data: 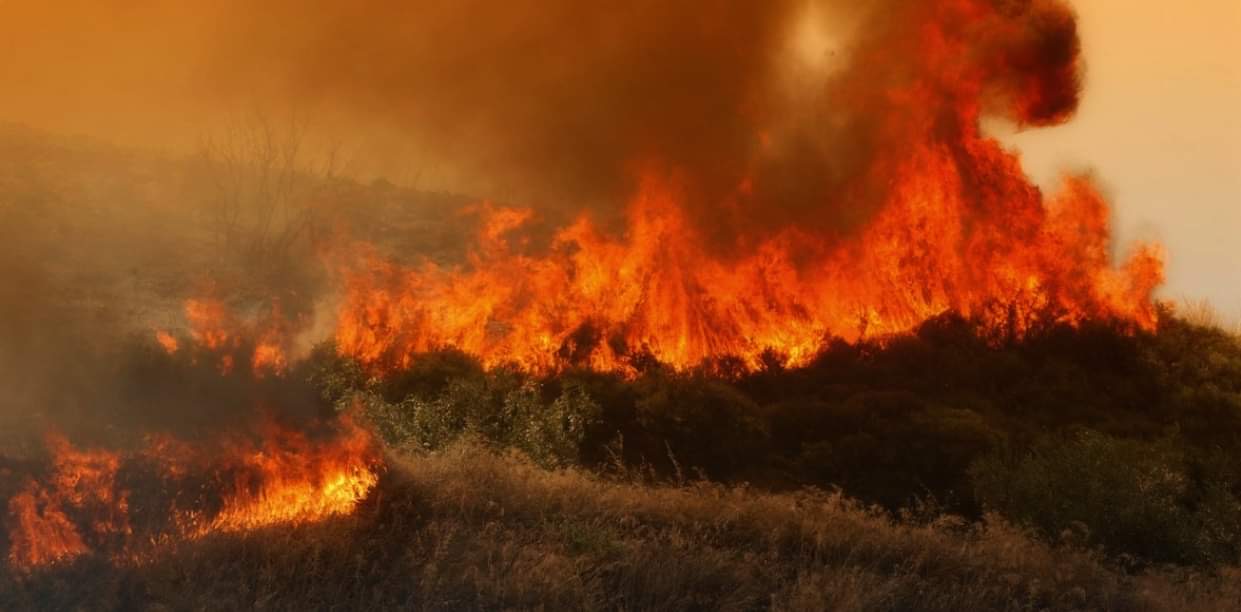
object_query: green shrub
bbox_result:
[305,341,368,404]
[505,381,602,468]
[374,349,487,402]
[350,373,599,467]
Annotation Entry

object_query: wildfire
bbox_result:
[184,419,378,536]
[9,303,372,572]
[333,0,1163,375]
[5,434,129,568]
[4,418,379,571]
[336,172,1160,374]
[154,330,179,354]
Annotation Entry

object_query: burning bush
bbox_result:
[2,417,381,572]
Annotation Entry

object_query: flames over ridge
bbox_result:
[334,170,1161,374]
[332,0,1164,375]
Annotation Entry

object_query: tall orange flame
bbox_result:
[333,0,1163,374]
[335,169,1160,375]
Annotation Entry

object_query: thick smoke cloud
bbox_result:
[0,0,1083,247]
[201,0,807,238]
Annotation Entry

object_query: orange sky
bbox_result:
[1,0,1238,312]
[1008,0,1241,314]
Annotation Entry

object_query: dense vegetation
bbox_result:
[306,310,1241,569]
[8,309,1240,609]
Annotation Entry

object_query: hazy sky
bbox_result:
[1008,0,1241,314]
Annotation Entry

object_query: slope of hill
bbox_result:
[3,126,1241,610]
[4,443,1239,611]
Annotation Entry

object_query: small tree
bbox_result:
[971,430,1241,565]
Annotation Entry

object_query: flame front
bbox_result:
[333,0,1163,374]
[336,170,1161,374]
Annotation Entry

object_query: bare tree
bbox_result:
[194,113,341,277]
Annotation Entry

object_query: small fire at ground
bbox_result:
[4,417,379,571]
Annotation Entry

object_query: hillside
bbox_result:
[4,444,1239,611]
[3,126,1241,610]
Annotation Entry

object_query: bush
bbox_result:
[373,349,487,403]
[970,430,1241,565]
[630,373,770,479]
[350,373,600,468]
[785,393,1000,509]
[505,381,602,468]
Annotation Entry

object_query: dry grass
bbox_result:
[4,442,1240,611]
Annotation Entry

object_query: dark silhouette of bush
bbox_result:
[971,430,1241,566]
[370,348,487,403]
[628,372,770,479]
[778,392,1000,509]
